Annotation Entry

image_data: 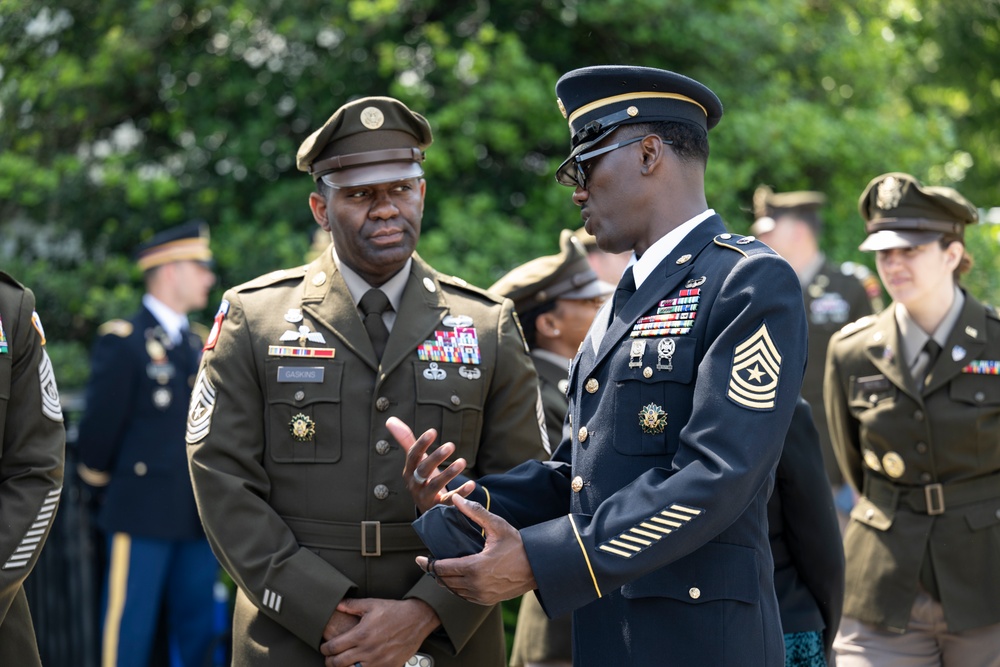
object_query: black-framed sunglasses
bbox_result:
[558,136,672,189]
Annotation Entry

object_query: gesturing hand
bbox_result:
[385,416,475,513]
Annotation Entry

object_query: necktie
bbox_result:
[920,338,942,387]
[359,289,391,360]
[611,266,637,320]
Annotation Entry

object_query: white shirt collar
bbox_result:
[895,285,965,368]
[142,293,188,345]
[631,209,716,289]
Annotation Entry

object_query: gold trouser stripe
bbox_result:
[568,91,708,125]
[103,533,131,667]
[568,515,602,599]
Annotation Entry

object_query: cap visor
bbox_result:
[561,279,614,301]
[321,162,424,188]
[859,230,943,252]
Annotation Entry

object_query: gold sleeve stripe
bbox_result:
[630,527,661,540]
[609,539,641,551]
[670,504,703,515]
[599,544,633,558]
[661,511,693,521]
[568,515,602,599]
[653,516,683,527]
[641,522,673,534]
[620,534,652,546]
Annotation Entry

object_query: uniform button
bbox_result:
[920,472,933,483]
[578,426,588,442]
[914,410,924,422]
[376,397,390,412]
[915,442,928,454]
[975,391,986,403]
[688,587,701,599]
[294,390,305,401]
[995,509,1000,520]
[585,378,599,394]
[134,462,148,476]
[373,484,390,500]
[571,476,584,492]
[450,395,461,406]
[643,367,653,378]
[375,439,391,455]
[865,508,875,520]
[869,393,879,403]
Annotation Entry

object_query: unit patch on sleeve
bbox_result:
[203,299,230,351]
[186,369,217,444]
[727,322,782,410]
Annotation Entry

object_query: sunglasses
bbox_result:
[558,135,672,189]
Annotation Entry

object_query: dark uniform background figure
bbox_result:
[752,186,881,524]
[76,223,221,667]
[397,66,809,667]
[488,229,612,667]
[769,397,845,667]
[825,172,1000,666]
[0,272,66,667]
[186,96,548,667]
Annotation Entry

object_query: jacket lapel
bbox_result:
[378,256,448,377]
[923,292,988,395]
[863,309,920,402]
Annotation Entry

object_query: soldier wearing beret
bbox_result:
[185,96,548,667]
[825,173,1000,666]
[76,222,219,666]
[0,273,65,667]
[390,65,808,666]
[489,229,612,667]
[752,186,882,525]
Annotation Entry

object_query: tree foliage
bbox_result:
[2,0,998,389]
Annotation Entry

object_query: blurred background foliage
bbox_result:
[2,0,999,391]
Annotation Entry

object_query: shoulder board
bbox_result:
[839,314,876,337]
[98,319,134,338]
[985,304,1000,322]
[437,274,504,304]
[234,265,308,292]
[712,233,771,258]
[0,271,25,290]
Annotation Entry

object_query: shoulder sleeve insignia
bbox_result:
[98,319,133,338]
[727,322,781,411]
[31,311,47,345]
[203,300,230,351]
[186,369,217,444]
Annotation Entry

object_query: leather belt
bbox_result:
[282,516,425,557]
[864,473,1000,516]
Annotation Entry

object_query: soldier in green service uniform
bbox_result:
[825,172,1000,666]
[0,272,65,667]
[752,186,882,525]
[186,96,549,667]
[488,229,612,667]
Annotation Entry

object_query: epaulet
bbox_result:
[233,265,308,292]
[838,314,876,337]
[189,321,211,343]
[437,273,504,304]
[0,271,24,290]
[98,319,133,338]
[712,233,770,258]
[985,304,1000,322]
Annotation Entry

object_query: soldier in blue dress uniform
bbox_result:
[390,65,809,666]
[77,222,220,667]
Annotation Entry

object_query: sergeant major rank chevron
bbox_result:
[727,322,781,410]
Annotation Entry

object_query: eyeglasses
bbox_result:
[558,135,673,190]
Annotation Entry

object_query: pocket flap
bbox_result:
[621,541,759,604]
[850,496,895,531]
[964,503,1000,531]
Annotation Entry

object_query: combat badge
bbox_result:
[422,362,447,380]
[281,325,327,347]
[656,337,675,371]
[186,369,216,444]
[204,300,229,351]
[459,365,481,380]
[289,413,316,442]
[639,403,667,434]
[727,322,781,411]
[38,349,63,422]
[629,339,646,368]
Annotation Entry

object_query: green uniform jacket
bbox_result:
[187,249,547,666]
[824,291,1000,632]
[803,261,875,487]
[0,273,66,667]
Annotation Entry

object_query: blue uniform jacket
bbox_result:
[77,306,205,540]
[468,216,807,666]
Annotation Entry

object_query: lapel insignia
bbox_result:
[952,345,967,362]
[656,337,675,371]
[0,311,7,354]
[639,403,668,434]
[422,362,447,380]
[311,271,327,287]
[685,276,706,289]
[598,504,703,559]
[185,369,216,443]
[289,413,316,441]
[417,327,481,364]
[727,322,782,411]
[459,365,481,380]
[280,325,327,347]
[284,308,303,323]
[962,360,1000,375]
[675,254,692,265]
[736,235,755,244]
[204,300,229,351]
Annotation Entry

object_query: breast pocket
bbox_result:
[849,373,897,415]
[413,361,486,466]
[950,375,1000,465]
[265,359,343,463]
[609,336,695,456]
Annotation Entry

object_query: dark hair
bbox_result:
[316,179,333,199]
[518,301,557,349]
[939,234,974,282]
[621,120,709,166]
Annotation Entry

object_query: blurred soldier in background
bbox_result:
[77,222,220,667]
[752,186,882,525]
[0,272,66,667]
[489,229,612,667]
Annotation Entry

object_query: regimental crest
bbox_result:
[638,403,667,434]
[289,413,316,442]
[876,176,904,210]
[727,322,782,411]
[186,370,216,444]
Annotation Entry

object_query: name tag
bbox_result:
[277,366,325,383]
[856,374,890,392]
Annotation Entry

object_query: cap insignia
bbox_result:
[626,105,639,117]
[876,176,904,210]
[360,106,385,130]
[557,97,568,119]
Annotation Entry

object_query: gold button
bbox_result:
[688,587,701,599]
[585,378,599,394]
[643,367,653,378]
[578,426,588,442]
[311,271,327,287]
[450,395,461,406]
[375,440,391,455]
[374,484,390,500]
[720,233,732,240]
[294,390,305,401]
[376,397,390,412]
[134,462,148,476]
[865,508,875,520]
[571,476,584,492]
